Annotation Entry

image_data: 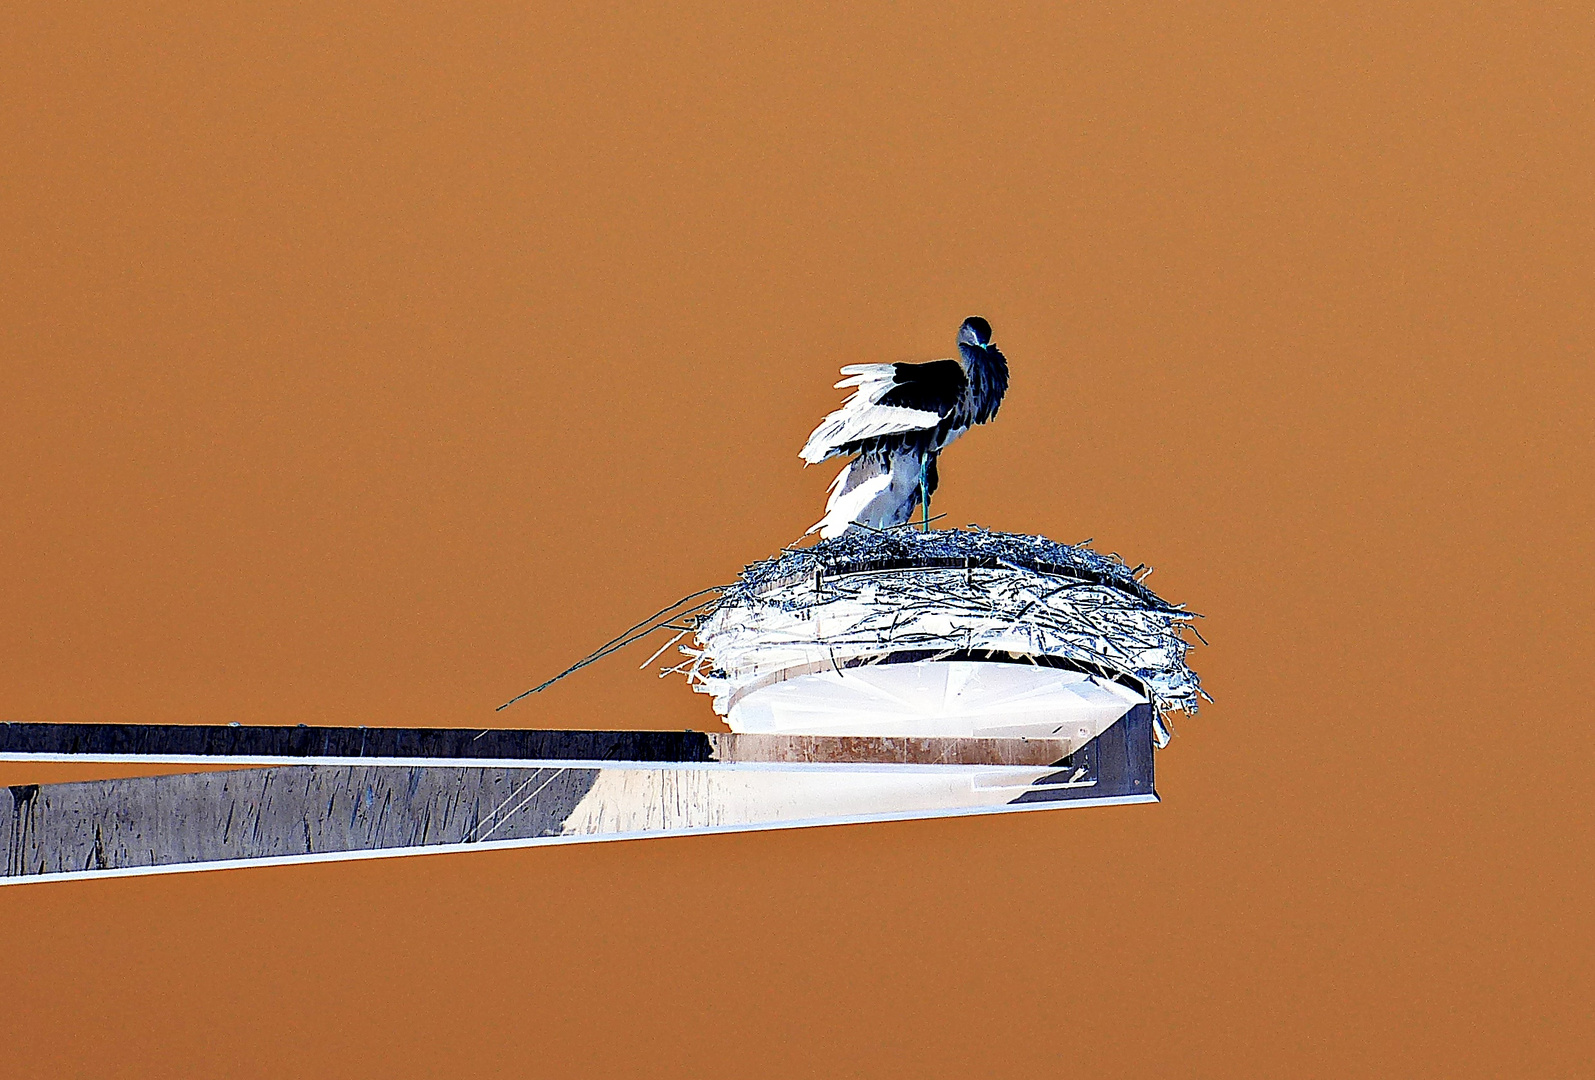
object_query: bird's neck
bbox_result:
[959,342,1009,422]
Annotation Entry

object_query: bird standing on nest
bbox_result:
[800,316,1010,538]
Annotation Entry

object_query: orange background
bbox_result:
[2,4,1591,1077]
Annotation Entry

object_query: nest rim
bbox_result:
[724,526,1188,615]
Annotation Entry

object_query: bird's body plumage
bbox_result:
[802,318,1009,538]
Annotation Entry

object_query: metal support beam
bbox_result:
[2,706,1157,885]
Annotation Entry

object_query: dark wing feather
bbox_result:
[879,360,967,418]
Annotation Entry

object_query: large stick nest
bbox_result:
[667,527,1207,745]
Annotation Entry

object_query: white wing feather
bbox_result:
[799,404,941,464]
[833,363,896,391]
[800,364,943,464]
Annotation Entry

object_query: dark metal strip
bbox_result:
[0,722,1080,768]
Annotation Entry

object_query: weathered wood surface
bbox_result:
[1,707,1156,884]
[5,766,600,879]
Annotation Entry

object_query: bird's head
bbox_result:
[958,316,993,348]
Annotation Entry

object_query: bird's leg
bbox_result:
[919,455,930,532]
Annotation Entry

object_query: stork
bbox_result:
[800,316,1009,538]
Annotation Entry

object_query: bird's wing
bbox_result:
[877,359,968,415]
[799,361,961,464]
[800,404,941,464]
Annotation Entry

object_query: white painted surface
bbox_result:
[726,660,1142,739]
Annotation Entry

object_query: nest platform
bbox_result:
[676,528,1204,748]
